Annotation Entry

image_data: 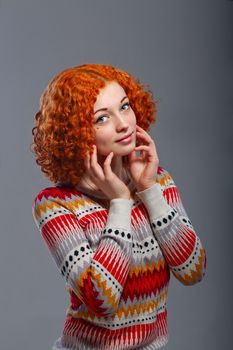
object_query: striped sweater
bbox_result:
[32,166,206,350]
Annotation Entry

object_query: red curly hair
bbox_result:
[30,63,158,186]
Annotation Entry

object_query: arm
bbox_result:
[135,167,207,285]
[32,187,134,317]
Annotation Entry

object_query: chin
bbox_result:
[97,142,136,157]
[114,145,136,156]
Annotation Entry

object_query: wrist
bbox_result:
[111,191,131,200]
[118,193,131,200]
[136,181,157,192]
[136,183,171,220]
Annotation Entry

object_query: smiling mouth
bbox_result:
[116,132,133,142]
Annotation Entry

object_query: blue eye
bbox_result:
[95,102,130,124]
[96,115,108,123]
[122,102,130,110]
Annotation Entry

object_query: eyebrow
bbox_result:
[94,96,128,115]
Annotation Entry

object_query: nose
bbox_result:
[115,114,129,132]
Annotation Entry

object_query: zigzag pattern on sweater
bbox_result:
[32,166,206,350]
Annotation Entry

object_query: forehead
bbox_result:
[94,81,126,108]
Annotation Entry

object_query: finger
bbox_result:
[136,125,145,131]
[135,145,156,160]
[89,145,96,166]
[136,125,151,136]
[136,125,152,135]
[127,150,137,162]
[135,145,150,151]
[84,150,91,171]
[135,146,148,160]
[90,145,104,178]
[103,152,114,178]
[136,131,153,144]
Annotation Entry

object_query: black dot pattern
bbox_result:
[132,237,159,255]
[102,227,132,242]
[60,243,92,280]
[151,208,178,231]
[91,260,122,293]
[38,208,71,228]
[172,238,200,272]
[180,216,193,229]
[94,309,160,329]
[73,197,140,219]
[75,204,103,218]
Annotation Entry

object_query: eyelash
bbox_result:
[95,102,130,123]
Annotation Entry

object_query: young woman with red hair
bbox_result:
[31,63,206,350]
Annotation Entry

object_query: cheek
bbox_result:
[130,111,137,124]
[94,130,112,148]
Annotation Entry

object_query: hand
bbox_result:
[84,145,131,200]
[126,125,159,192]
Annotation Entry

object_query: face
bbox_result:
[93,81,137,158]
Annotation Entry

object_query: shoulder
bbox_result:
[32,184,85,216]
[33,185,83,204]
[157,165,176,188]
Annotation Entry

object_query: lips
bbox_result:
[116,132,133,142]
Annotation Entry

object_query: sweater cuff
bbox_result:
[107,198,134,230]
[136,183,171,220]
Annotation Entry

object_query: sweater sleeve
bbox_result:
[135,167,207,285]
[32,187,134,317]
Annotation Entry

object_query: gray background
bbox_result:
[0,0,232,349]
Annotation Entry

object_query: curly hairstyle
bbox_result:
[30,63,158,186]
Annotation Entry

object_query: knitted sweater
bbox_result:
[32,166,206,350]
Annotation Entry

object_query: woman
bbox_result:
[31,63,206,350]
